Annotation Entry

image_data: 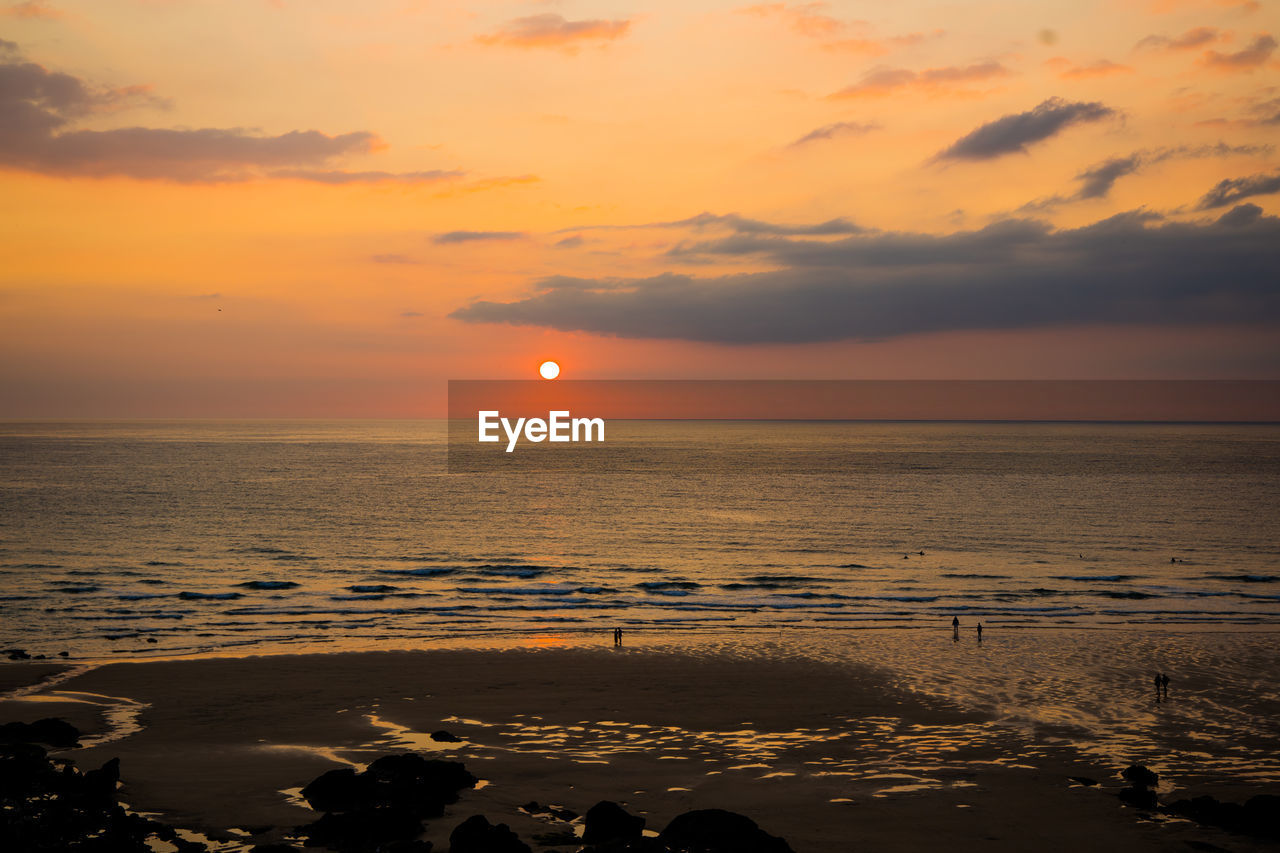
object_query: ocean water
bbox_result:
[1,420,1278,660]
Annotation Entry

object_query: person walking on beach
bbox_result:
[951,616,959,642]
[1160,672,1170,697]
[1153,672,1162,700]
[613,627,623,646]
[976,622,983,642]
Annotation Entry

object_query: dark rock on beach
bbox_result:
[301,754,476,815]
[299,754,476,851]
[449,814,531,853]
[658,809,794,853]
[584,800,645,844]
[1166,792,1280,839]
[430,729,462,742]
[1121,765,1159,788]
[0,734,205,852]
[1118,786,1159,809]
[0,717,81,748]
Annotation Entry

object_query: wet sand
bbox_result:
[1,641,1275,851]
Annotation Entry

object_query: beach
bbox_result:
[4,630,1278,851]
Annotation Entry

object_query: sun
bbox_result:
[538,360,561,380]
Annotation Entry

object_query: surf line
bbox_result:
[477,410,605,452]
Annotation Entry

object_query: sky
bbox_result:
[1,0,1278,416]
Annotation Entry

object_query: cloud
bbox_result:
[1020,143,1271,211]
[451,207,1280,344]
[400,311,424,318]
[787,120,878,147]
[0,45,442,183]
[935,98,1115,161]
[1201,33,1277,70]
[553,211,865,237]
[1136,26,1224,51]
[1,1,61,19]
[554,235,585,249]
[1050,59,1135,79]
[475,14,630,50]
[433,230,526,244]
[274,169,461,184]
[372,254,419,264]
[829,61,1010,99]
[741,5,943,56]
[741,3,845,38]
[1196,171,1280,208]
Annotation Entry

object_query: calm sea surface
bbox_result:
[1,420,1278,659]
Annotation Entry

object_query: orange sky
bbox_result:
[1,0,1278,416]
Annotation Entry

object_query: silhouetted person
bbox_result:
[1153,672,1162,699]
[952,615,959,642]
[1160,672,1170,697]
[613,627,623,646]
[976,622,983,641]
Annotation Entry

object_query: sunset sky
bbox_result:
[2,0,1278,416]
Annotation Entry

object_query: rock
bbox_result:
[298,755,477,852]
[449,814,532,853]
[583,801,645,843]
[4,648,30,660]
[57,651,69,658]
[301,767,368,812]
[1068,776,1099,786]
[0,717,81,748]
[301,755,475,815]
[430,729,462,742]
[83,756,121,805]
[1118,786,1159,809]
[0,744,206,851]
[1167,793,1280,838]
[1244,794,1280,838]
[659,809,794,853]
[1121,765,1159,788]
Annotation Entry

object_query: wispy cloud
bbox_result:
[433,230,526,244]
[935,98,1115,162]
[0,44,449,183]
[1200,33,1276,70]
[1048,58,1134,79]
[475,14,630,51]
[828,61,1010,99]
[1019,143,1271,211]
[1196,171,1280,208]
[1135,26,1224,51]
[787,120,878,148]
[0,1,61,19]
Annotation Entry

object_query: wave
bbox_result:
[1206,574,1278,584]
[1052,575,1142,582]
[236,581,300,590]
[177,591,243,600]
[347,584,400,593]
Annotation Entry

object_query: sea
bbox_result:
[1,419,1277,661]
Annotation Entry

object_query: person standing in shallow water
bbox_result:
[976,622,983,641]
[951,616,960,642]
[1154,672,1162,700]
[1160,672,1170,697]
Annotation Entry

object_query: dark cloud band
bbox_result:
[452,206,1280,344]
